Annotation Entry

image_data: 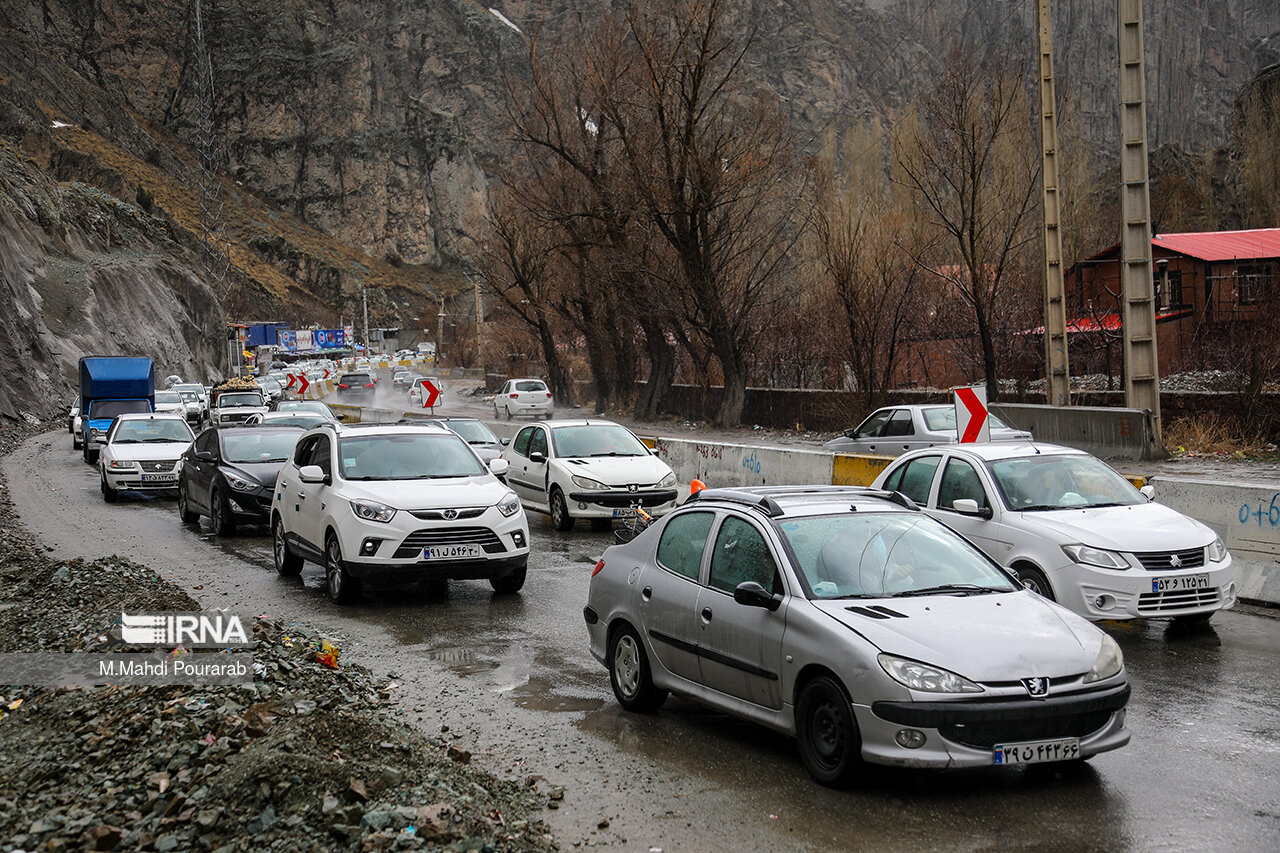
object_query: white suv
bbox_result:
[272,422,529,603]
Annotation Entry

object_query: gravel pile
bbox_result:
[0,420,559,853]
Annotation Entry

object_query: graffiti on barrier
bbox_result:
[694,444,723,461]
[1239,493,1280,527]
[742,451,761,475]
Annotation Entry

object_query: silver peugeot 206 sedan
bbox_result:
[584,486,1130,786]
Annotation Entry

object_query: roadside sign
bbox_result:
[421,380,440,409]
[953,385,991,443]
[285,374,296,389]
[297,374,310,395]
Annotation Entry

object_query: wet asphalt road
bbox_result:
[5,427,1279,852]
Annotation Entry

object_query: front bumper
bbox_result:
[858,683,1131,768]
[344,553,527,584]
[568,488,679,510]
[1051,559,1236,620]
[337,507,531,582]
[103,468,180,491]
[225,488,274,522]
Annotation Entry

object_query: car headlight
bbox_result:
[1062,544,1130,570]
[878,654,983,694]
[107,459,135,470]
[658,472,676,488]
[1083,634,1124,683]
[497,491,521,517]
[226,474,259,492]
[350,499,396,523]
[1208,536,1228,562]
[90,428,103,437]
[571,475,608,491]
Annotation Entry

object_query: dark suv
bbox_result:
[336,372,376,401]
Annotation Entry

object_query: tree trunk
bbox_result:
[634,318,675,420]
[536,316,571,405]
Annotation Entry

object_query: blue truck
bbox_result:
[79,356,155,463]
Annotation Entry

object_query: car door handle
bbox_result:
[641,586,652,601]
[701,607,713,622]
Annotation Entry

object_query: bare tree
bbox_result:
[894,50,1041,401]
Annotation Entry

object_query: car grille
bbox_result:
[221,412,255,423]
[940,710,1114,750]
[409,508,486,521]
[140,460,178,472]
[393,527,506,558]
[1133,548,1205,571]
[1137,587,1220,614]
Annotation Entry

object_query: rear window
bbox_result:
[515,380,546,392]
[341,374,373,385]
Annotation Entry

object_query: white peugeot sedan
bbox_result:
[585,486,1130,784]
[500,419,678,531]
[871,443,1235,622]
[272,422,528,603]
[99,413,196,502]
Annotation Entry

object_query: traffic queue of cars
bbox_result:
[65,373,1238,786]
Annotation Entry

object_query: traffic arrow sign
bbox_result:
[297,374,310,395]
[285,373,296,389]
[322,369,330,379]
[954,386,990,443]
[421,379,440,409]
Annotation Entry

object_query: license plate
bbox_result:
[141,473,176,483]
[1152,573,1210,593]
[423,544,482,559]
[612,508,637,518]
[993,737,1080,765]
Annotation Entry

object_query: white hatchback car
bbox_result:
[500,419,678,531]
[871,443,1236,622]
[272,422,529,603]
[494,378,554,420]
[99,413,196,502]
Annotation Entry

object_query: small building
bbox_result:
[1066,228,1280,377]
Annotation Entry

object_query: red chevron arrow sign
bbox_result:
[953,386,990,444]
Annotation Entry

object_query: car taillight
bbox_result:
[545,393,552,399]
[510,393,519,398]
[337,383,348,389]
[365,382,375,388]
[592,559,606,577]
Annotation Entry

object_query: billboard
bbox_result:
[313,329,346,349]
[275,329,347,352]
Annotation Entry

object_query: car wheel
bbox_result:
[493,403,500,419]
[325,534,361,604]
[490,562,527,594]
[100,473,118,503]
[272,517,303,576]
[177,480,199,523]
[83,443,97,464]
[73,433,82,449]
[590,518,612,532]
[796,675,862,787]
[504,404,513,420]
[550,487,575,532]
[1016,565,1055,601]
[210,487,236,536]
[608,624,667,712]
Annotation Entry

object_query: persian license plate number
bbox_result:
[1152,573,1209,593]
[993,738,1080,765]
[423,544,481,559]
[612,508,638,518]
[141,473,176,483]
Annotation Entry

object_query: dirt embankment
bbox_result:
[0,420,560,853]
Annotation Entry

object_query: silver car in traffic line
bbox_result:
[584,486,1130,785]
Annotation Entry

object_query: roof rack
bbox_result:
[687,485,919,513]
[686,488,785,517]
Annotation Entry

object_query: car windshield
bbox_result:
[258,379,281,393]
[154,391,181,404]
[442,419,498,444]
[922,406,1012,431]
[219,393,263,408]
[111,419,194,444]
[551,425,649,458]
[223,431,301,463]
[777,513,1017,599]
[988,454,1143,511]
[179,391,199,402]
[277,401,330,415]
[264,414,327,428]
[90,399,151,419]
[338,433,487,480]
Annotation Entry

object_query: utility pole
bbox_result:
[1116,0,1161,444]
[362,287,370,354]
[473,274,483,369]
[1038,0,1070,407]
[436,298,446,368]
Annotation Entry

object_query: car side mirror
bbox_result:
[334,413,347,422]
[489,458,510,476]
[529,451,547,464]
[843,429,856,438]
[952,498,993,520]
[194,450,217,463]
[298,464,329,485]
[499,437,510,446]
[733,581,782,612]
[1140,484,1155,501]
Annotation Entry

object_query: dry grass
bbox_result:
[1163,414,1269,455]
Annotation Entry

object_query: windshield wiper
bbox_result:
[589,451,643,457]
[111,439,141,444]
[893,584,1001,597]
[145,438,184,443]
[1018,504,1061,512]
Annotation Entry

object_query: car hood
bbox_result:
[341,475,509,510]
[1014,501,1214,550]
[812,591,1101,681]
[225,461,287,488]
[555,456,672,486]
[108,441,193,461]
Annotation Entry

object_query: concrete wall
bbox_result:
[1152,476,1280,606]
[652,437,834,487]
[991,402,1164,461]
